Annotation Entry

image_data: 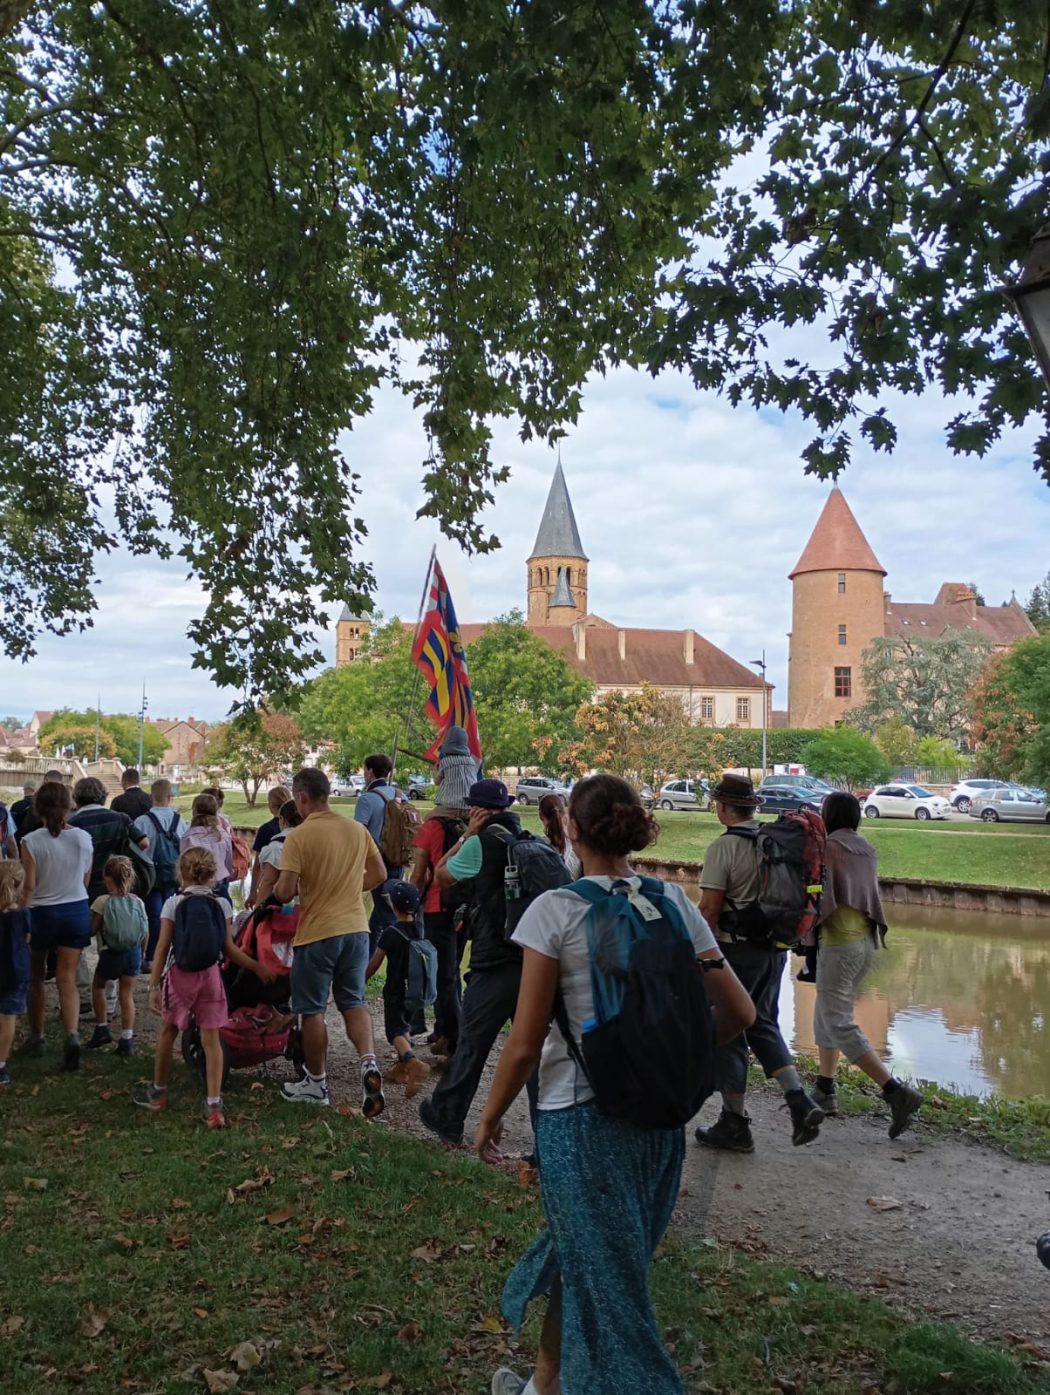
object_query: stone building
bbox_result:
[150,716,209,774]
[788,488,1035,729]
[337,463,769,726]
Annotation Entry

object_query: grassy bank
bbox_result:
[2,1045,1047,1395]
[205,796,1050,891]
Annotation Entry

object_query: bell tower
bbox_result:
[527,462,588,626]
[336,606,370,666]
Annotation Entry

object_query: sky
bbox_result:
[1,363,1045,727]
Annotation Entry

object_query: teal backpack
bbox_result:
[102,896,148,953]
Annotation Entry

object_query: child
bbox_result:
[133,846,274,1128]
[0,861,31,1085]
[86,855,148,1055]
[365,880,431,1099]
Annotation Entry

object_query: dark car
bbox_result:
[758,787,822,816]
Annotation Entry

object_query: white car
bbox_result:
[949,778,1012,813]
[863,784,952,821]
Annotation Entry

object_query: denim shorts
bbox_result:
[30,901,92,953]
[291,933,369,1016]
[96,945,143,982]
[0,988,27,1016]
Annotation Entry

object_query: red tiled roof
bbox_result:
[790,488,886,579]
[886,597,1036,646]
[457,623,766,691]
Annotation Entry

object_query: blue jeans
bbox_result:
[713,939,793,1097]
[96,945,143,982]
[145,883,177,964]
[290,934,369,1016]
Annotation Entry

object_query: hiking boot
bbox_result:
[419,1096,463,1147]
[86,1025,113,1050]
[0,1065,10,1086]
[428,1035,452,1057]
[115,1036,136,1058]
[402,1057,431,1100]
[786,1089,824,1146]
[384,1060,408,1086]
[132,1083,168,1111]
[281,1074,331,1107]
[886,1082,924,1139]
[60,1037,81,1072]
[361,1063,385,1119]
[25,1037,46,1058]
[203,1098,227,1129]
[812,1083,839,1116]
[694,1109,755,1154]
[491,1369,527,1395]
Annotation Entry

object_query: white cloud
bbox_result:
[2,364,1045,725]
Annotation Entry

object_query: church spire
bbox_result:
[789,487,886,579]
[527,461,589,626]
[528,461,588,562]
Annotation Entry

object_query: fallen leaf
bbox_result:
[358,1375,392,1391]
[474,1313,503,1334]
[171,1197,192,1210]
[112,1233,135,1251]
[264,1206,296,1227]
[866,1196,903,1212]
[410,1244,441,1264]
[329,1168,354,1182]
[80,1310,107,1340]
[282,1137,300,1150]
[230,1168,276,1198]
[23,1177,47,1191]
[768,1295,790,1307]
[193,1308,209,1320]
[168,1232,192,1249]
[397,1322,422,1343]
[250,1081,264,1091]
[203,1369,239,1393]
[1,1314,25,1338]
[229,1341,261,1371]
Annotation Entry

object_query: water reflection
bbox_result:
[686,889,1050,1099]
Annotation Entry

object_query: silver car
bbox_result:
[970,788,1050,824]
[656,779,708,812]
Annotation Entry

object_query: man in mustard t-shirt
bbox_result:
[273,767,387,1114]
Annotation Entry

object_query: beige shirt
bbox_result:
[699,820,761,943]
[280,811,373,947]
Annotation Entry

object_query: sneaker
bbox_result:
[419,1096,463,1147]
[86,1025,113,1050]
[25,1037,46,1058]
[694,1109,756,1153]
[361,1062,385,1119]
[812,1083,839,1116]
[61,1038,81,1072]
[786,1089,824,1146]
[132,1083,168,1111]
[402,1057,431,1100]
[0,1065,10,1086]
[203,1098,227,1129]
[280,1074,331,1106]
[115,1036,136,1058]
[886,1082,924,1139]
[491,1369,527,1395]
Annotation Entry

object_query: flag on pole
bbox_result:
[412,556,482,761]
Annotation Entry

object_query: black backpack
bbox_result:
[171,893,227,972]
[146,811,181,885]
[554,877,716,1129]
[436,816,469,913]
[719,813,825,951]
[488,826,572,938]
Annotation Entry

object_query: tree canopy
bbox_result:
[971,634,1050,787]
[3,2,1049,698]
[204,710,306,806]
[37,707,167,765]
[851,633,993,742]
[799,728,890,791]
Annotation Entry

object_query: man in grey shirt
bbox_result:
[695,774,824,1154]
[354,753,402,953]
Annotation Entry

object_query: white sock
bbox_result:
[360,1055,378,1074]
[207,1096,221,1107]
[0,1060,7,1070]
[121,1029,134,1040]
[307,1070,327,1086]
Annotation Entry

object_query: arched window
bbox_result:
[566,567,572,587]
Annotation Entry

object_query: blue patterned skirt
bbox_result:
[501,1101,685,1395]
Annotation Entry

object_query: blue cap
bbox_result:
[384,880,421,914]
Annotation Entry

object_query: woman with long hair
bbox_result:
[536,793,582,878]
[20,781,94,1069]
[813,791,924,1136]
[180,794,234,900]
[475,775,755,1395]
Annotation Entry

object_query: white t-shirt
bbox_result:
[22,826,93,906]
[258,830,288,871]
[511,877,717,1112]
[159,884,234,925]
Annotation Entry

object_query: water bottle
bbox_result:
[504,860,522,904]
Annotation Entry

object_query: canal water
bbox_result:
[682,893,1050,1100]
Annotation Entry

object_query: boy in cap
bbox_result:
[366,880,431,1098]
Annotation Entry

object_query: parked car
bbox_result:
[759,774,835,798]
[656,778,709,812]
[758,787,823,816]
[514,775,571,805]
[949,778,1011,812]
[970,788,1050,823]
[330,774,365,798]
[406,773,435,801]
[636,783,655,809]
[863,784,952,820]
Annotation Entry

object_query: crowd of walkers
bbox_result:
[0,744,925,1395]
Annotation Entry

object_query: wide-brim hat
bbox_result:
[466,778,514,810]
[710,774,764,808]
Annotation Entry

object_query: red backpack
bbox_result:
[721,810,826,950]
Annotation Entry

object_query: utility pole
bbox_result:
[137,681,147,769]
[751,651,768,779]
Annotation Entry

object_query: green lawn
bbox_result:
[1,1044,1046,1395]
[199,796,1050,891]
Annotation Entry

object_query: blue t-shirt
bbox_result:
[355,782,397,847]
[0,907,32,994]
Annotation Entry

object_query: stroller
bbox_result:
[182,901,304,1088]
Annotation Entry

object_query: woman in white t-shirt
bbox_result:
[20,781,93,1070]
[251,800,303,907]
[475,775,754,1395]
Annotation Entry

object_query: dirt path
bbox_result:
[326,1006,1050,1348]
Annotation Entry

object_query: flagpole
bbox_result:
[392,546,437,778]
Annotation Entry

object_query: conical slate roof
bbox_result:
[528,462,587,561]
[789,488,886,579]
[550,567,575,608]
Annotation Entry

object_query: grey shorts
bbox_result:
[291,933,369,1017]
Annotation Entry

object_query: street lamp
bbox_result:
[1002,225,1050,392]
[751,651,768,779]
